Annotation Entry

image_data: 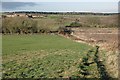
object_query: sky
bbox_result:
[1,0,120,13]
[2,0,120,2]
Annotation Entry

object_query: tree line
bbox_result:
[4,11,118,15]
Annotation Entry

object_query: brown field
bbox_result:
[68,27,119,78]
[71,28,119,51]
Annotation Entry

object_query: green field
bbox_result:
[2,34,99,78]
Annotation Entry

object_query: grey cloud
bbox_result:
[2,2,36,10]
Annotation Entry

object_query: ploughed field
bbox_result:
[2,34,101,78]
[71,28,119,51]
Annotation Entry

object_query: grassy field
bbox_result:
[35,14,118,30]
[2,34,99,78]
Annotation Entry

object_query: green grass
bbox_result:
[2,34,91,56]
[2,34,97,78]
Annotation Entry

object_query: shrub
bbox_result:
[2,17,38,34]
[69,21,82,27]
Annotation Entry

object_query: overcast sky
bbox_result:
[2,0,120,2]
[1,0,120,13]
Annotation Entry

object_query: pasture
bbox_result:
[2,34,99,78]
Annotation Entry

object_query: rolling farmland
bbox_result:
[1,12,119,79]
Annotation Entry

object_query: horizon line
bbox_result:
[1,11,119,14]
